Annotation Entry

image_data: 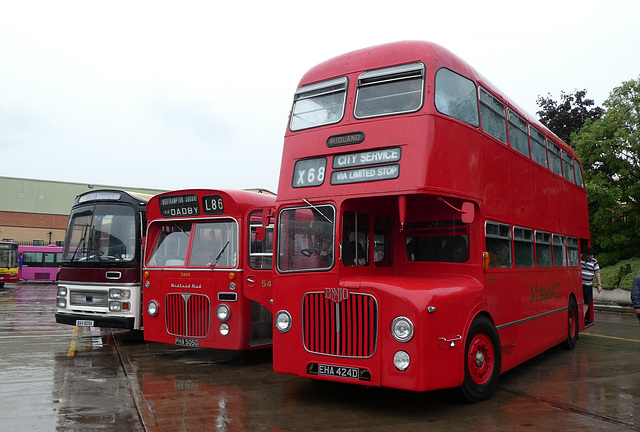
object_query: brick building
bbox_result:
[0,176,166,245]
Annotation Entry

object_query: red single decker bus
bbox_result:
[56,190,152,330]
[272,41,591,402]
[143,189,276,350]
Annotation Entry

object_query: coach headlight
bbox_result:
[109,288,130,300]
[220,323,230,336]
[57,286,67,297]
[275,310,292,333]
[393,351,411,371]
[216,304,231,321]
[391,316,414,342]
[147,300,159,317]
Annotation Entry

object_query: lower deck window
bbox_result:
[486,222,511,268]
[406,221,469,263]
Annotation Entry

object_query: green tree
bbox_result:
[572,77,640,265]
[536,89,604,145]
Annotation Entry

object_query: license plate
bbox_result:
[76,320,94,327]
[318,364,359,379]
[175,338,199,347]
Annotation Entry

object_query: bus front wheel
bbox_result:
[459,315,501,403]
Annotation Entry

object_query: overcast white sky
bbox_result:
[1,0,639,193]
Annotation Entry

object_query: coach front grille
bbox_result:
[70,290,109,307]
[165,293,210,338]
[303,292,377,357]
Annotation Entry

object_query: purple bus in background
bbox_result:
[19,245,63,282]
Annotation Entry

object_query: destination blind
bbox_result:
[159,194,200,217]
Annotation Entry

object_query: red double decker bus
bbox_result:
[272,41,590,402]
[143,189,275,350]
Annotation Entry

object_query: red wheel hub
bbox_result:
[467,333,494,385]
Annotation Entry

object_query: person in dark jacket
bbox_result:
[631,274,640,324]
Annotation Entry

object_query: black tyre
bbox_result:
[562,297,579,350]
[459,315,501,403]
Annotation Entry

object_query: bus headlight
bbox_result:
[109,301,122,312]
[147,300,159,317]
[220,323,230,336]
[57,298,67,308]
[275,310,292,333]
[393,351,411,371]
[391,317,414,342]
[109,288,130,300]
[57,286,67,297]
[216,304,231,321]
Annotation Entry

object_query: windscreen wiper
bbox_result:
[210,241,230,266]
[69,225,89,263]
[302,198,332,223]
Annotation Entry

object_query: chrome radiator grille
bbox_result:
[303,292,377,357]
[165,293,210,338]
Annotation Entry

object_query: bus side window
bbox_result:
[535,231,552,267]
[479,88,507,144]
[548,141,563,176]
[508,110,530,157]
[249,210,274,270]
[513,227,534,268]
[553,234,567,267]
[486,222,511,268]
[567,237,580,267]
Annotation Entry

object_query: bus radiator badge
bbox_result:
[325,288,349,303]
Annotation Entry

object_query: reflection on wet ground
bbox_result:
[2,283,640,431]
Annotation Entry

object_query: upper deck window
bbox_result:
[530,127,548,168]
[562,151,575,184]
[290,77,347,131]
[479,88,507,143]
[508,110,530,157]
[435,68,479,127]
[548,141,562,176]
[574,159,585,188]
[354,63,424,119]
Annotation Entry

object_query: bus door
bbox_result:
[245,209,275,346]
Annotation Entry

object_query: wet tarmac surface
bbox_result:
[2,282,640,431]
